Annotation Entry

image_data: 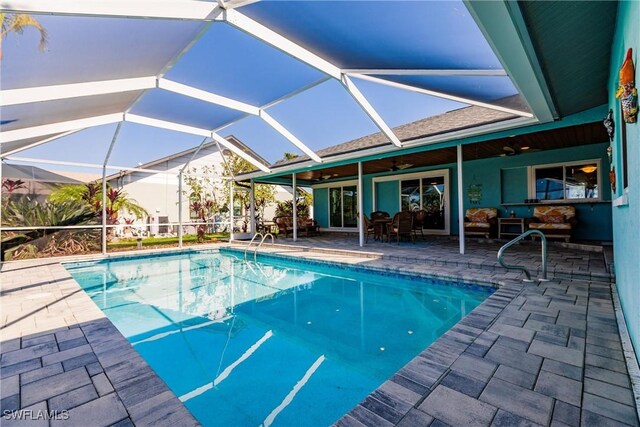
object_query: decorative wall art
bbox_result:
[616,48,638,123]
[467,183,483,204]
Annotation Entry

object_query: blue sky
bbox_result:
[2,1,511,170]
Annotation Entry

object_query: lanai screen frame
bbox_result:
[0,0,557,256]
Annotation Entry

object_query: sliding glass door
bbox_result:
[374,169,449,235]
[329,185,358,228]
[421,176,446,231]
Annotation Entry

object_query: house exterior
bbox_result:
[107,136,291,235]
[238,0,640,362]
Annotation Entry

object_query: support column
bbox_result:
[292,174,297,242]
[178,172,183,248]
[0,157,3,260]
[250,178,256,235]
[102,123,122,255]
[457,144,465,255]
[358,161,364,247]
[229,179,234,241]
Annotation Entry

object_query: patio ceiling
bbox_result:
[0,0,559,172]
[266,121,608,184]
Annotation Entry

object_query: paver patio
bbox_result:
[1,240,637,426]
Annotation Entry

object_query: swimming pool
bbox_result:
[66,250,493,426]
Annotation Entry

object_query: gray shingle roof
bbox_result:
[271,102,519,169]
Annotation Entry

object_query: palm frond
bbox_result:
[1,13,48,51]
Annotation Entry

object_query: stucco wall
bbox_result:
[609,0,640,362]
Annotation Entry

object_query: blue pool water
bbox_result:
[66,250,492,426]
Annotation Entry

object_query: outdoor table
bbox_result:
[373,218,392,241]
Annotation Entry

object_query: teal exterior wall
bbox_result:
[608,0,640,362]
[313,144,612,241]
[313,188,329,228]
[462,143,612,241]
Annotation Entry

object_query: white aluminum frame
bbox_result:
[0,77,156,106]
[0,0,559,189]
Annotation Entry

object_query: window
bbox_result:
[329,185,358,228]
[531,160,600,202]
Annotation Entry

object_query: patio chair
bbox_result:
[388,211,414,245]
[412,209,427,240]
[527,206,577,242]
[464,208,498,239]
[274,216,293,237]
[363,215,376,243]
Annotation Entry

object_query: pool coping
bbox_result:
[2,245,637,426]
[228,240,614,283]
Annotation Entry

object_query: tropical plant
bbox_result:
[49,183,148,224]
[282,152,299,161]
[1,196,99,260]
[275,199,310,219]
[221,154,276,232]
[2,178,26,194]
[0,13,48,61]
[182,165,224,242]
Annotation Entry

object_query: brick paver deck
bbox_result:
[1,240,637,426]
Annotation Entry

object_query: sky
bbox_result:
[1,1,515,172]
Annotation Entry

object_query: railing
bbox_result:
[253,233,275,262]
[244,233,263,261]
[243,232,275,262]
[497,229,548,282]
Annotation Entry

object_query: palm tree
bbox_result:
[0,12,48,61]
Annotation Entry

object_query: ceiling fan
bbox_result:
[498,142,540,157]
[389,159,413,171]
[316,173,338,181]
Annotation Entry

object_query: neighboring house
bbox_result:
[2,164,96,202]
[106,136,291,235]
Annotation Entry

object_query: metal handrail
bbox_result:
[253,233,275,262]
[497,229,548,282]
[244,232,264,261]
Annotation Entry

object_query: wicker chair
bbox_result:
[388,211,414,245]
[412,209,427,240]
[363,215,376,243]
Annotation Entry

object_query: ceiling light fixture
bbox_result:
[580,165,597,174]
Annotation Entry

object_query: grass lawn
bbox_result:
[107,233,229,249]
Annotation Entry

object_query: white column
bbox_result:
[292,174,297,242]
[250,179,256,235]
[457,144,465,255]
[178,172,183,248]
[358,161,364,247]
[102,123,122,255]
[229,180,234,241]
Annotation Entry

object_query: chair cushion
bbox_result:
[533,205,576,220]
[540,214,565,224]
[529,222,572,230]
[466,208,497,221]
[468,211,488,223]
[464,222,491,229]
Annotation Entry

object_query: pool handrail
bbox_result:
[254,233,275,262]
[244,232,264,261]
[497,229,548,282]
